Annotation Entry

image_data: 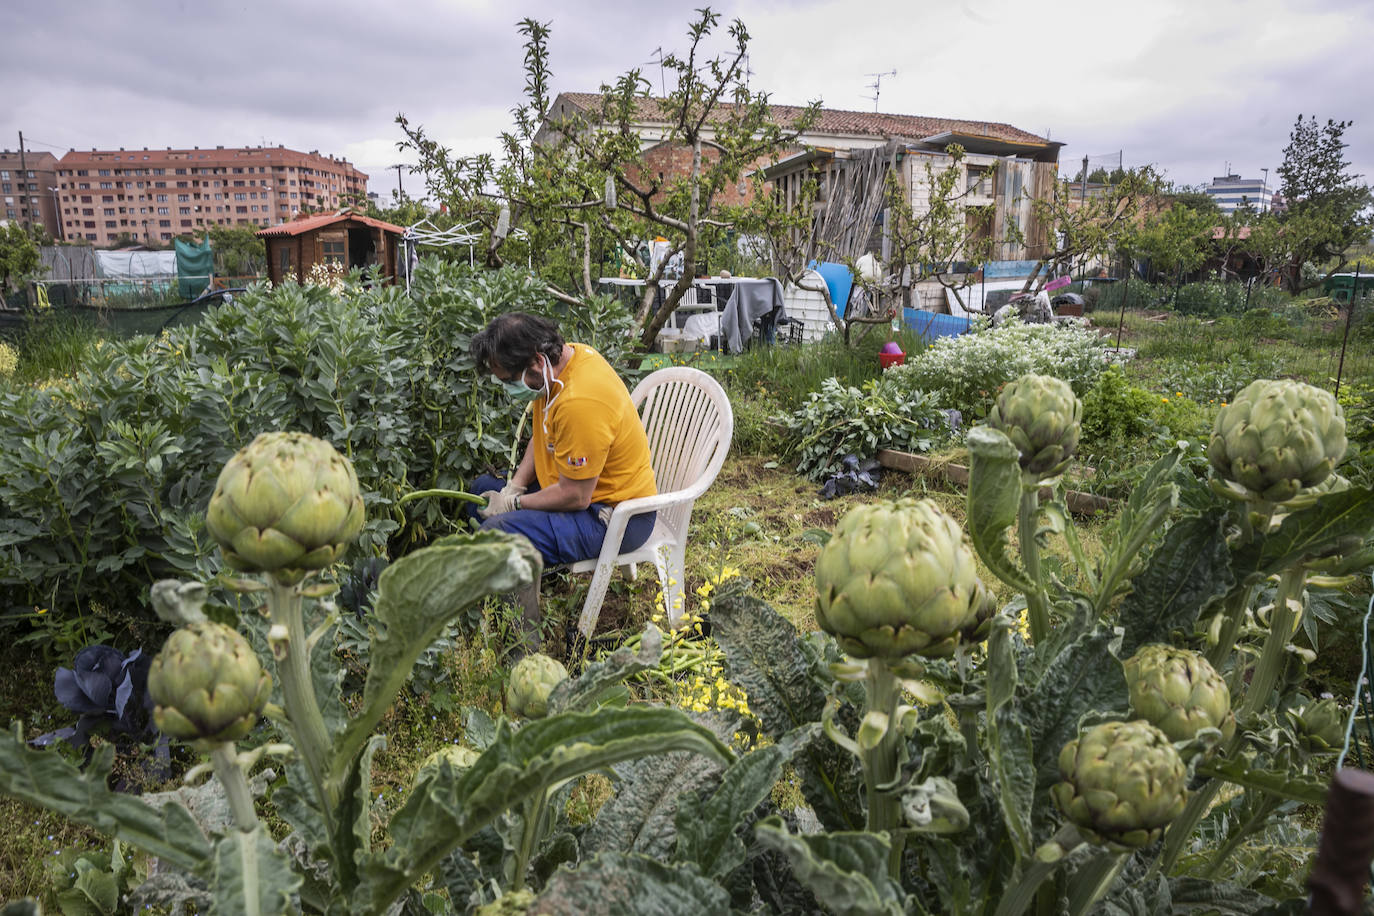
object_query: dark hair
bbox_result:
[470,312,565,375]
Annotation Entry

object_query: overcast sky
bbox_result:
[4,0,1370,205]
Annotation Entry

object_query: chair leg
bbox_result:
[655,542,688,630]
[577,560,619,638]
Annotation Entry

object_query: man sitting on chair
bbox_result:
[468,312,657,652]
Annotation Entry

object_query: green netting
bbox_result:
[175,237,213,298]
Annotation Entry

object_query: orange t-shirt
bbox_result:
[531,345,657,505]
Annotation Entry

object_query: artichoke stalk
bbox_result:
[206,432,366,819]
[987,374,1082,642]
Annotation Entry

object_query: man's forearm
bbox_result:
[518,477,598,512]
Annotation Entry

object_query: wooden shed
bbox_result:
[256,211,404,285]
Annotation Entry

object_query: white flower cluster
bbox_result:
[888,318,1107,416]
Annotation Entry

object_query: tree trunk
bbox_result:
[639,137,703,349]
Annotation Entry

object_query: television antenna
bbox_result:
[865,69,896,112]
[646,47,667,97]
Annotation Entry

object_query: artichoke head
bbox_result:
[148,622,272,744]
[988,374,1082,478]
[506,654,569,719]
[815,498,995,659]
[1051,719,1188,850]
[206,431,365,584]
[1286,698,1347,753]
[1208,379,1346,503]
[1123,644,1235,743]
[414,744,482,786]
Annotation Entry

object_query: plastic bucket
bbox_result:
[879,351,906,369]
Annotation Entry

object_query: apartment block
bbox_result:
[54,145,368,246]
[1203,173,1274,214]
[0,150,60,237]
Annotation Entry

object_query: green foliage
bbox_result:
[1080,367,1208,459]
[0,222,41,303]
[201,224,266,278]
[887,319,1107,418]
[0,261,635,636]
[779,376,946,479]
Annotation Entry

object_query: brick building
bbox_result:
[0,150,60,237]
[53,145,368,246]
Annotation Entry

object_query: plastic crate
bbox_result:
[903,308,972,341]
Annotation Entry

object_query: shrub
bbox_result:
[887,319,1107,419]
[0,261,634,635]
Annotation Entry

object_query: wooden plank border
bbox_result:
[876,449,1117,517]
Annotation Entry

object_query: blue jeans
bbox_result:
[467,473,656,567]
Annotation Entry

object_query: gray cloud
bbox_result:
[4,0,1370,202]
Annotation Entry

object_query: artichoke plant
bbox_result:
[1123,644,1235,743]
[815,498,994,659]
[988,374,1082,479]
[206,431,365,584]
[1208,378,1346,503]
[147,622,272,744]
[1052,720,1188,850]
[506,654,569,719]
[414,744,481,784]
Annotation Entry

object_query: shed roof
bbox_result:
[257,211,404,238]
[555,92,1051,146]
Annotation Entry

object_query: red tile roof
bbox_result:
[257,211,404,238]
[556,92,1049,146]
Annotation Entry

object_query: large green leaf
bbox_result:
[208,827,302,916]
[1235,485,1374,576]
[984,622,1035,862]
[582,747,726,860]
[1167,876,1288,914]
[1092,445,1182,613]
[710,592,865,832]
[329,533,538,791]
[549,624,663,714]
[966,426,1035,594]
[676,725,820,878]
[1118,512,1234,658]
[0,725,211,872]
[357,706,731,914]
[753,817,908,916]
[530,852,731,915]
[1025,631,1130,787]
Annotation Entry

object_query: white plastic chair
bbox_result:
[570,366,734,637]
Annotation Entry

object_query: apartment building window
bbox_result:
[250,205,258,212]
[178,194,189,202]
[156,194,167,202]
[152,169,164,176]
[234,193,246,201]
[0,170,8,180]
[103,208,114,216]
[181,220,192,227]
[179,207,190,215]
[236,206,248,213]
[175,168,186,175]
[105,221,116,229]
[82,208,93,216]
[76,169,88,176]
[159,219,171,227]
[157,207,168,215]
[0,184,7,194]
[86,233,97,240]
[3,208,12,219]
[98,169,111,176]
[249,192,257,199]
[78,182,90,190]
[155,181,166,188]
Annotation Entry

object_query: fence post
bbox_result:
[1307,768,1374,915]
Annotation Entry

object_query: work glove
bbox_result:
[500,482,528,498]
[479,489,520,519]
[596,504,614,526]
